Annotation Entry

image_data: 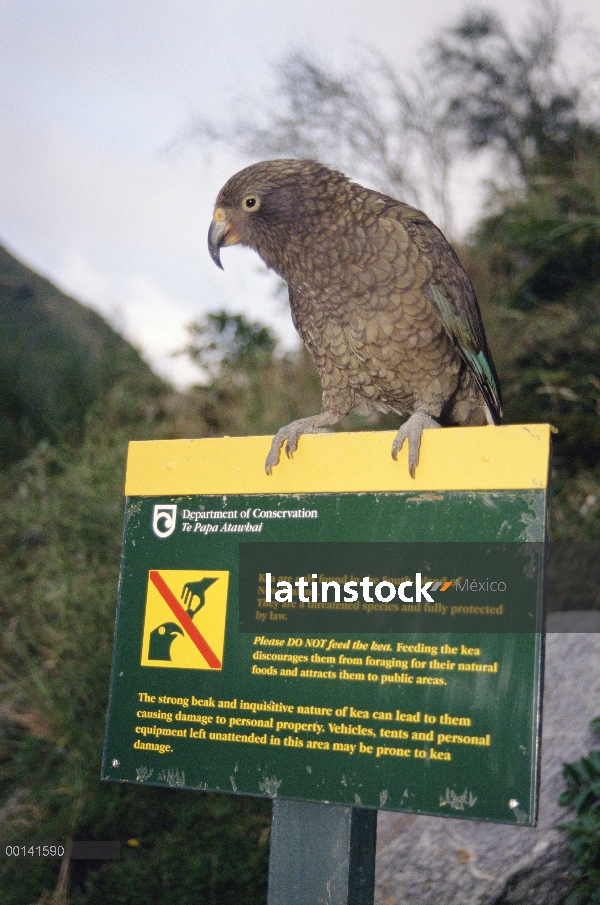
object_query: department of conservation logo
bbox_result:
[141,569,229,670]
[152,504,177,538]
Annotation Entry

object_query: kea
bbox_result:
[208,159,502,476]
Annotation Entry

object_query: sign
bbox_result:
[102,425,550,825]
[141,570,229,670]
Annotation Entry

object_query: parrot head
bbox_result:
[208,159,341,271]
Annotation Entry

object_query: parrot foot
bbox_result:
[265,414,339,474]
[392,411,441,478]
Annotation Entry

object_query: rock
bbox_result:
[375,623,600,905]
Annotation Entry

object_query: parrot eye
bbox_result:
[242,195,259,211]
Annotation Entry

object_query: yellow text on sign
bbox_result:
[141,570,229,670]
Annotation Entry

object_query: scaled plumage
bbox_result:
[208,159,501,476]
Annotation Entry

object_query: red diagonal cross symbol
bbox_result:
[149,571,222,669]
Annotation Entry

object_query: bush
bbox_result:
[559,718,600,904]
[0,396,271,904]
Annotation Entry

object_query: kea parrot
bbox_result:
[208,159,501,476]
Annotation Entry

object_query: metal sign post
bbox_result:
[268,801,376,905]
[102,425,551,902]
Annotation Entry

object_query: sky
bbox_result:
[1,0,599,386]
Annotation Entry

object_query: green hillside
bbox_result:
[0,249,274,904]
[0,244,163,465]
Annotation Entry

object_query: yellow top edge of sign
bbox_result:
[124,424,551,496]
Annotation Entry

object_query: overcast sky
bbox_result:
[1,0,599,386]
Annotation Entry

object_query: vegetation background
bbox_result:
[1,3,599,902]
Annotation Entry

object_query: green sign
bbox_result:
[102,426,550,825]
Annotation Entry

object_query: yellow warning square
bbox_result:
[141,570,229,670]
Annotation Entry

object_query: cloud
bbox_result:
[58,253,199,387]
[0,105,300,388]
[1,0,599,387]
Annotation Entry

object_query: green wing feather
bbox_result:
[424,281,502,424]
[386,203,502,423]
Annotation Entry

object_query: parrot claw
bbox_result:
[392,411,441,478]
[265,442,281,475]
[265,426,300,474]
[265,414,341,474]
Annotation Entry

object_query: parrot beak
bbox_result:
[208,209,240,270]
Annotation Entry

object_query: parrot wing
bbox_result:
[395,206,502,423]
[424,280,502,424]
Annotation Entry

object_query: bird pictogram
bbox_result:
[148,622,184,661]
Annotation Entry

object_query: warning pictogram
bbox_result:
[141,570,229,670]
